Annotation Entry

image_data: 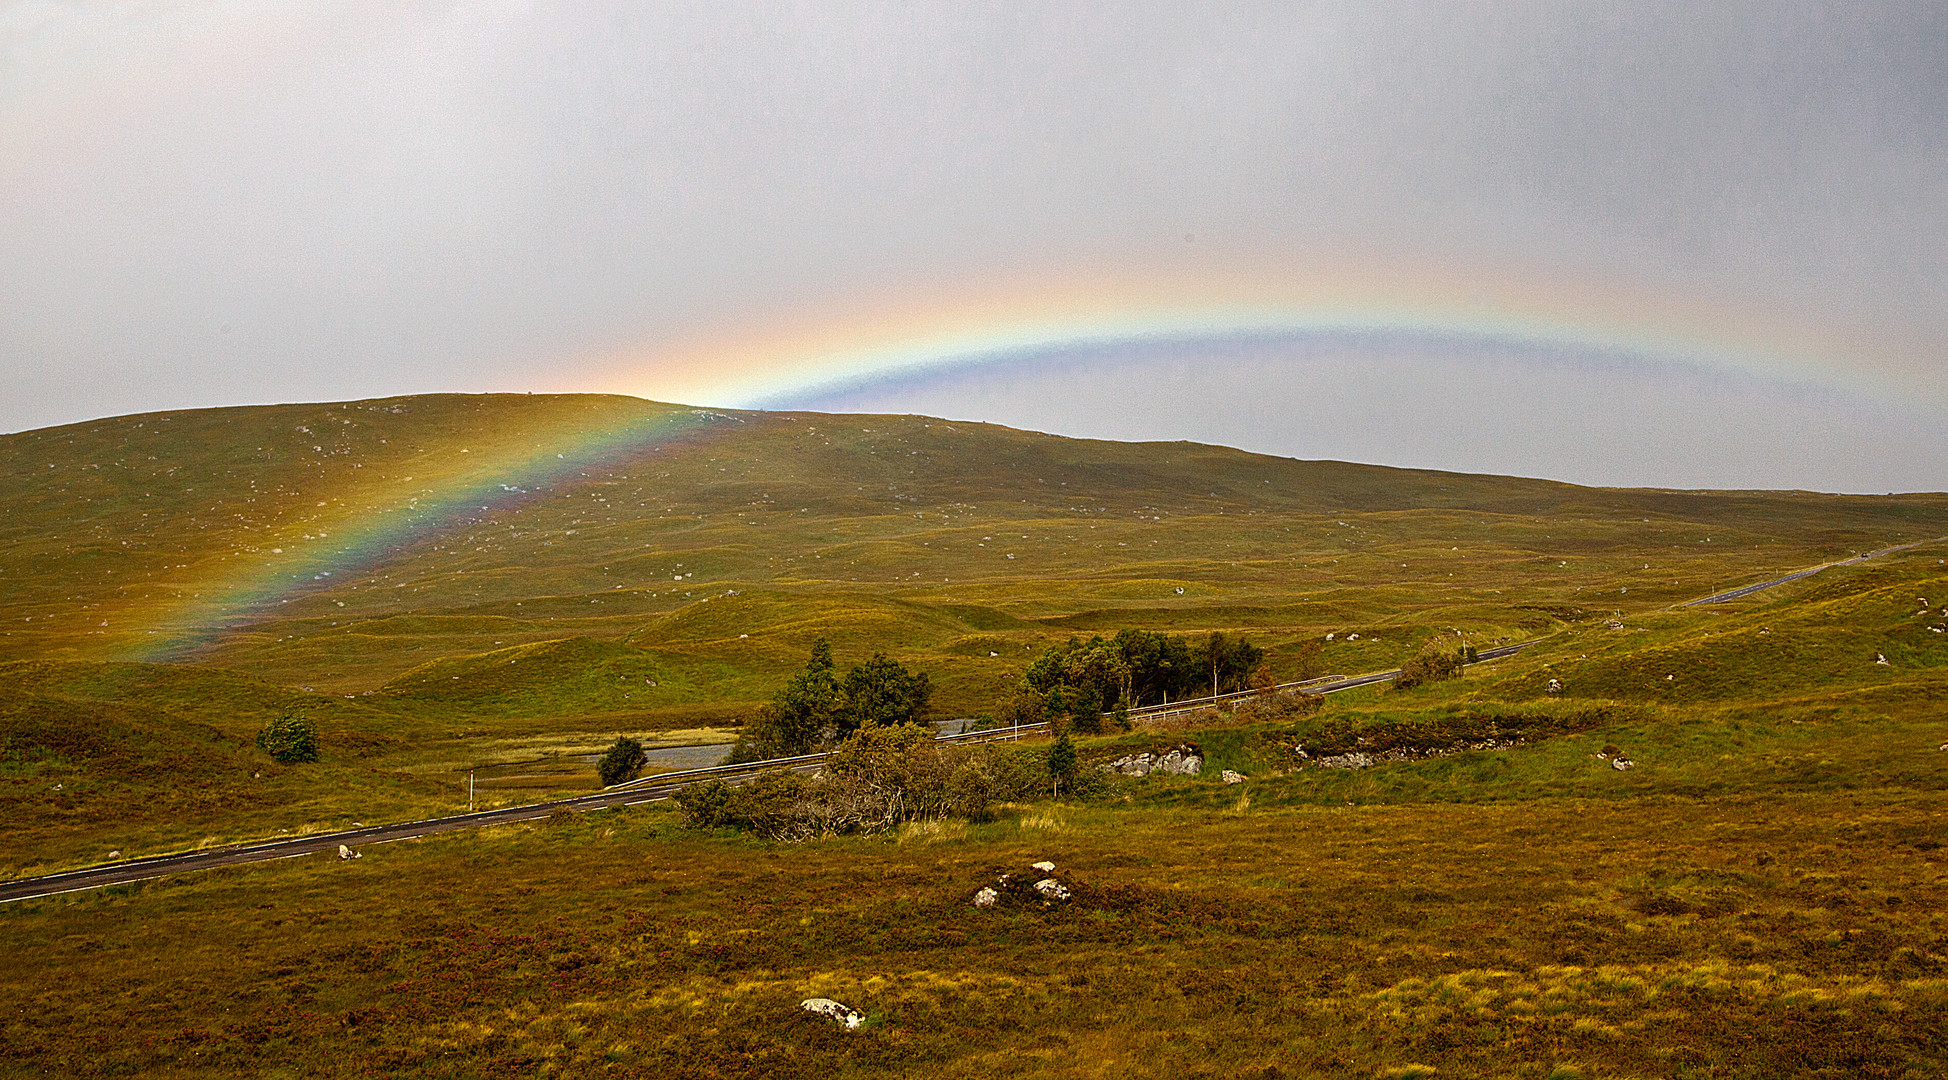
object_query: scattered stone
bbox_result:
[1102,743,1204,777]
[1221,769,1246,784]
[338,844,361,860]
[973,886,999,907]
[801,998,863,1030]
[1030,860,1056,873]
[1033,878,1071,901]
[1319,752,1374,770]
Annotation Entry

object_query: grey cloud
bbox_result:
[1,1,1941,490]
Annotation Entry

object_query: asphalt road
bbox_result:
[1682,537,1947,606]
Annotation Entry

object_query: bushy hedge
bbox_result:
[677,724,1063,840]
[1392,643,1467,691]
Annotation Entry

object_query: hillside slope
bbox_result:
[4,393,1944,700]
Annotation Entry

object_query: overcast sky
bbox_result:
[3,2,1943,490]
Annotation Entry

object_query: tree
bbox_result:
[839,652,933,732]
[729,640,844,762]
[1193,631,1264,697]
[1111,629,1198,706]
[730,642,935,762]
[596,735,648,786]
[255,714,318,764]
[1046,733,1078,797]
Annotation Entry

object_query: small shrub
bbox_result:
[674,773,807,837]
[254,714,318,764]
[596,736,648,786]
[1234,689,1323,724]
[1047,734,1078,797]
[1393,642,1465,691]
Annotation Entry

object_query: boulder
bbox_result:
[801,998,863,1030]
[972,886,999,907]
[1033,878,1071,901]
[1030,860,1056,872]
[1221,770,1246,785]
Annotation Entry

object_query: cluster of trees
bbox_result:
[729,640,934,762]
[1013,629,1269,733]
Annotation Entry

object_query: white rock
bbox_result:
[338,844,360,860]
[973,886,999,907]
[1030,860,1055,872]
[1546,678,1563,694]
[1221,770,1246,785]
[801,998,863,1029]
[1033,878,1071,901]
[1612,758,1635,771]
[1876,653,1891,666]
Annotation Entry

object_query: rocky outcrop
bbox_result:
[1101,743,1202,777]
[1318,752,1374,770]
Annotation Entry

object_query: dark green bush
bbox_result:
[596,736,647,786]
[254,714,318,764]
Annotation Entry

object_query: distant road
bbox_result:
[1682,537,1948,606]
[1,646,1543,904]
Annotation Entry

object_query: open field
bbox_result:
[2,393,1946,1076]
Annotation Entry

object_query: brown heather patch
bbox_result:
[3,791,1945,1078]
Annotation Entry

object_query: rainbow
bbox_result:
[110,259,1940,660]
[121,404,724,663]
[581,261,1940,410]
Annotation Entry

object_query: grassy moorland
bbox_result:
[1,394,1946,1077]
